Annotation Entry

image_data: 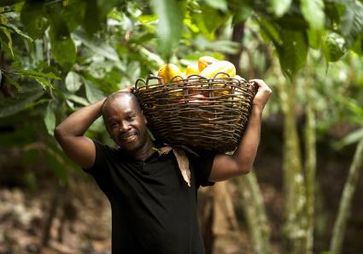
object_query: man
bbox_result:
[54,79,271,254]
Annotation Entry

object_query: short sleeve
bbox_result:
[83,140,108,175]
[189,150,216,187]
[82,140,113,195]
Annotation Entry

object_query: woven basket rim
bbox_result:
[133,73,257,152]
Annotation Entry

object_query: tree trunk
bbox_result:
[278,80,308,254]
[304,71,317,254]
[330,139,363,254]
[237,172,272,254]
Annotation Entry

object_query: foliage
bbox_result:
[1,0,363,253]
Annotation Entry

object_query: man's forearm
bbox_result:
[233,106,262,171]
[55,98,106,138]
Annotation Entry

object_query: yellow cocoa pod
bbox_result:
[199,60,236,79]
[185,64,200,76]
[197,56,217,72]
[157,63,182,84]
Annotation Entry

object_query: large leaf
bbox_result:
[84,79,105,103]
[0,86,44,118]
[341,0,363,47]
[65,71,83,92]
[322,32,347,62]
[49,27,76,71]
[66,94,90,106]
[150,0,183,60]
[44,101,56,136]
[270,0,292,17]
[336,128,363,148]
[255,16,282,46]
[47,4,76,71]
[20,2,49,39]
[204,0,227,11]
[82,0,102,34]
[0,27,14,56]
[1,23,33,41]
[81,0,123,34]
[15,69,60,80]
[300,0,325,30]
[193,5,230,40]
[72,31,121,63]
[276,30,308,78]
[12,68,59,89]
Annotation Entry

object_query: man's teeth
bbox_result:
[121,134,135,141]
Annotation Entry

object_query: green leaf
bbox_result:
[20,2,49,39]
[270,0,292,17]
[84,79,105,103]
[49,28,76,71]
[0,27,14,56]
[46,4,76,71]
[67,94,89,106]
[72,31,121,62]
[34,77,54,90]
[193,5,230,40]
[203,0,228,11]
[15,69,60,80]
[341,0,363,47]
[335,128,363,148]
[65,71,83,92]
[255,16,282,46]
[351,34,363,55]
[0,87,44,118]
[151,0,183,60]
[44,101,56,136]
[276,30,308,78]
[1,23,33,41]
[300,0,325,30]
[322,32,347,62]
[82,0,101,34]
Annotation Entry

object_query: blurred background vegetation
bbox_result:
[0,0,363,253]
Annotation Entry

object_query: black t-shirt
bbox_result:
[84,140,216,254]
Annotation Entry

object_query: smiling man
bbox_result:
[54,80,271,254]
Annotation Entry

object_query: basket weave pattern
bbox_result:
[134,74,257,152]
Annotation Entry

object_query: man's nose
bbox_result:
[119,121,130,132]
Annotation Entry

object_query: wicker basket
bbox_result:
[133,73,257,152]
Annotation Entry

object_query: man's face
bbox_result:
[103,95,149,153]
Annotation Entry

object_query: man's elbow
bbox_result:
[238,166,252,175]
[236,159,254,175]
[54,125,65,143]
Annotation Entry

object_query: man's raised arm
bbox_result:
[54,98,106,169]
[209,79,272,182]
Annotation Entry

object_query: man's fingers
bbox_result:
[249,79,272,93]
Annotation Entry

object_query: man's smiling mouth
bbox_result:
[119,133,137,143]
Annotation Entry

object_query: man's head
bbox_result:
[102,92,151,154]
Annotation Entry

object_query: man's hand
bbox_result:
[250,79,272,111]
[119,86,134,93]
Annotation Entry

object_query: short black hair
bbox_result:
[101,92,141,117]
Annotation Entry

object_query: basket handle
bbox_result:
[134,78,146,90]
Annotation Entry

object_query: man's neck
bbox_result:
[129,138,155,161]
